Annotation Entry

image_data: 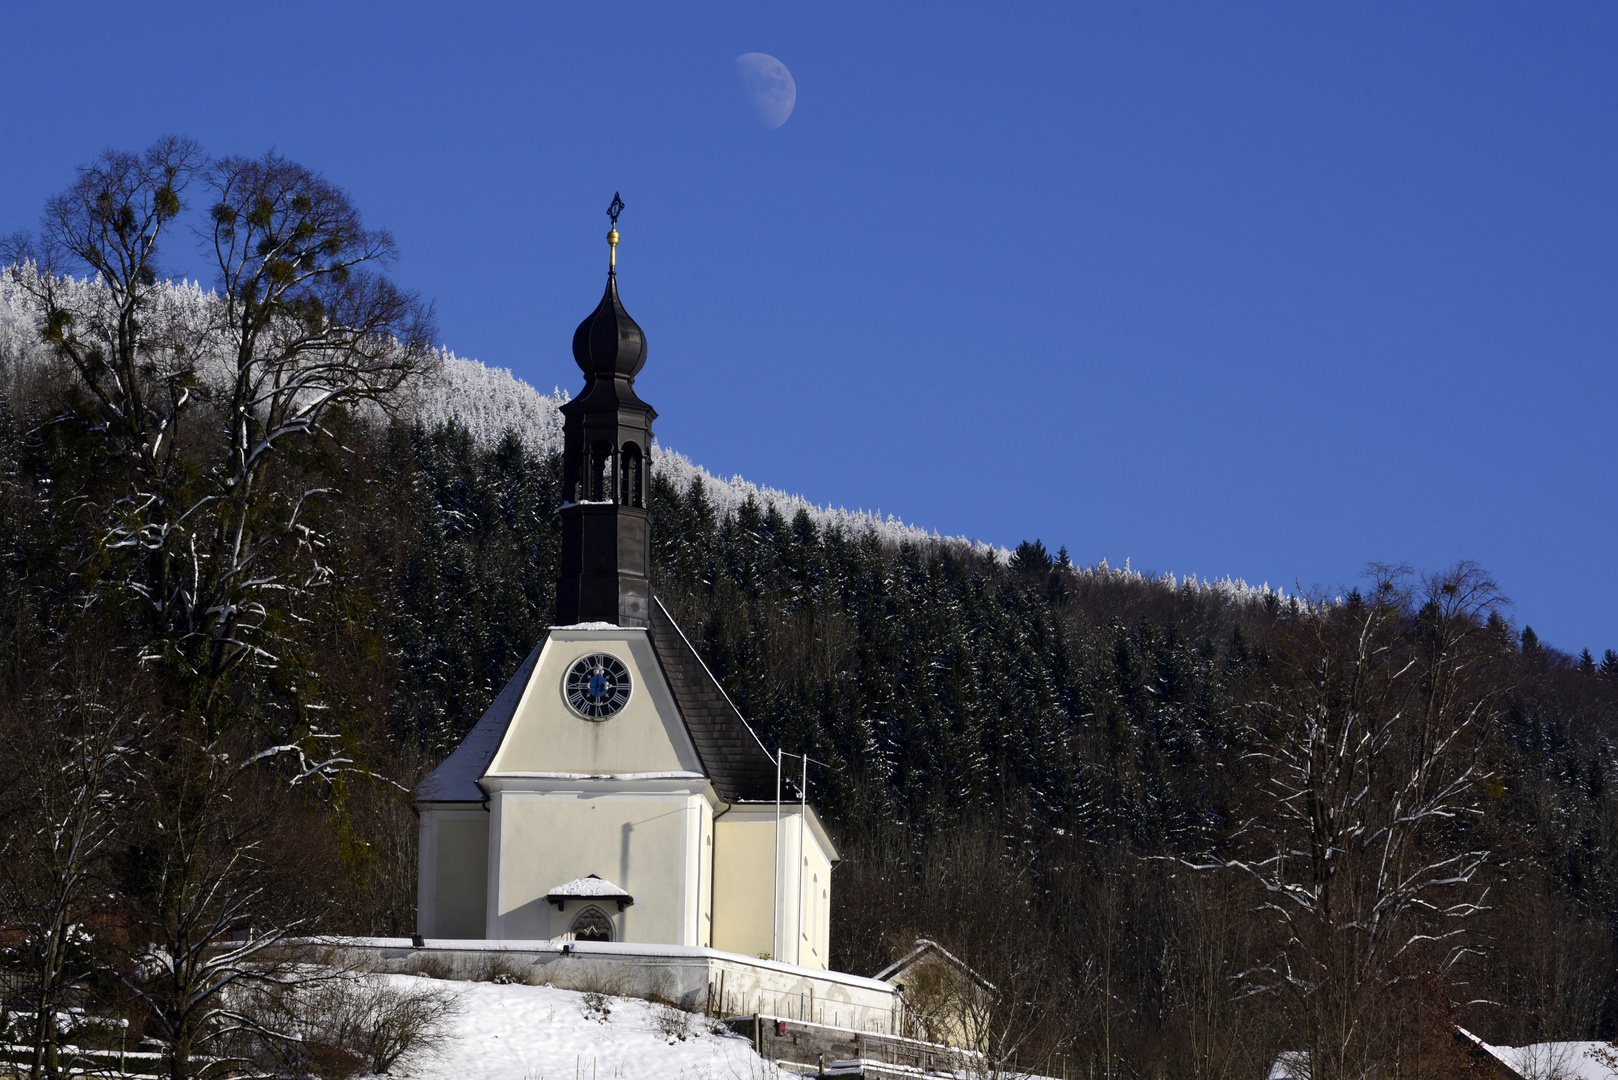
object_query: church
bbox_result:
[414,202,838,969]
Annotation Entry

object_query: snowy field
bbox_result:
[1274,1034,1618,1080]
[395,976,774,1080]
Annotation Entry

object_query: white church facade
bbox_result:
[415,202,838,968]
[414,620,838,966]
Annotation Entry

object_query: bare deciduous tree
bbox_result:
[1216,563,1508,1080]
[118,740,322,1080]
[193,150,435,715]
[223,971,462,1078]
[0,649,146,1080]
[1,137,207,482]
[4,140,436,734]
[1159,868,1273,1080]
[4,142,436,1077]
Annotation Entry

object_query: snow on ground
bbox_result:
[396,976,772,1080]
[1481,1038,1617,1080]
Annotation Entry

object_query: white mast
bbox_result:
[798,752,808,967]
[773,749,782,961]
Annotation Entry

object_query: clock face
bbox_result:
[564,653,632,719]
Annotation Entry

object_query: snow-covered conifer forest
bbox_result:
[4,141,1618,1080]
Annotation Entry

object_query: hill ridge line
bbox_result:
[0,267,1292,606]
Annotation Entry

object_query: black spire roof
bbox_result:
[571,272,646,377]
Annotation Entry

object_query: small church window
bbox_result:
[570,906,614,942]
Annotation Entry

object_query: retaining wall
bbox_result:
[278,936,903,1034]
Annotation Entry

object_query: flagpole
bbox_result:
[773,749,782,962]
[798,752,808,967]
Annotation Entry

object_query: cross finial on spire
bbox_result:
[606,192,625,271]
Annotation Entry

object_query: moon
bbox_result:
[735,53,796,130]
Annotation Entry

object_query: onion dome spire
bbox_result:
[571,192,646,377]
[555,193,656,628]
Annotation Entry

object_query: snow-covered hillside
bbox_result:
[1,269,1291,604]
[0,266,968,554]
[396,977,768,1080]
[413,352,977,556]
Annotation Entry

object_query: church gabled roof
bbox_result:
[647,598,779,802]
[413,600,780,805]
[413,641,545,803]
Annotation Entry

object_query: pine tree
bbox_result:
[1010,539,1053,574]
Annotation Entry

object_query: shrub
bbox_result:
[582,991,612,1024]
[651,999,696,1042]
[231,972,463,1077]
[482,956,536,985]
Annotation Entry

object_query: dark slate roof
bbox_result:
[414,641,544,803]
[648,597,780,802]
[571,271,647,378]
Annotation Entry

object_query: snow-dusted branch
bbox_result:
[2,143,437,727]
[1194,563,1508,1080]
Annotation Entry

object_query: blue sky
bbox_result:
[3,2,1616,656]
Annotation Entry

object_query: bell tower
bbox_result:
[555,193,656,627]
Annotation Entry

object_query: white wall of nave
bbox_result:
[422,789,837,961]
[418,625,837,961]
[712,806,835,968]
[486,784,710,944]
[785,810,835,970]
[712,810,776,958]
[416,807,490,938]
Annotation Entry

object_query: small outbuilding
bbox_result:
[874,938,995,1047]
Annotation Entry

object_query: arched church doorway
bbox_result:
[569,906,614,942]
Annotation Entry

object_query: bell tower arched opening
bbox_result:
[620,443,644,509]
[588,441,614,502]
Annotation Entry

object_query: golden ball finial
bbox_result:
[605,192,625,270]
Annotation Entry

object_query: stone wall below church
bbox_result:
[281,937,901,1034]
